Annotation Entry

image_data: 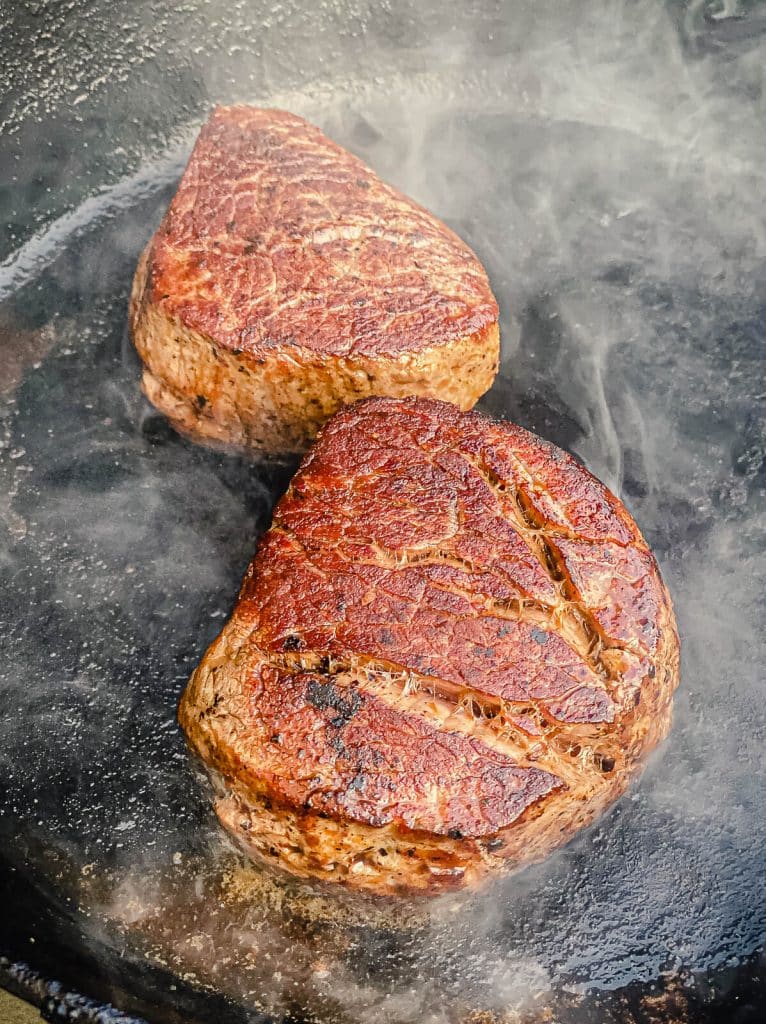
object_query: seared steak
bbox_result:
[179,397,680,895]
[129,107,499,455]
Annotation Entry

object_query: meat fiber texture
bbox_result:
[179,398,680,896]
[129,106,499,456]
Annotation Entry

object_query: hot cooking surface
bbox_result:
[1,3,765,1022]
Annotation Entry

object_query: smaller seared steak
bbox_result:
[129,107,499,455]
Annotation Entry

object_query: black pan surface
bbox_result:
[1,2,765,1021]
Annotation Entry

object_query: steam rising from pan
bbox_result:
[1,1,765,1020]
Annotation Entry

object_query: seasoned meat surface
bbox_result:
[130,107,499,454]
[179,398,680,894]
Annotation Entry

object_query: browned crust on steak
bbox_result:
[179,398,680,894]
[129,106,500,455]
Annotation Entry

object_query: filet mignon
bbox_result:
[179,398,680,895]
[129,107,499,455]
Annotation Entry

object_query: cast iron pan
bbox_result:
[1,2,765,1021]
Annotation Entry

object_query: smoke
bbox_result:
[1,0,765,1021]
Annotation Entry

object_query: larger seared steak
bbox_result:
[129,106,499,455]
[179,397,680,895]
